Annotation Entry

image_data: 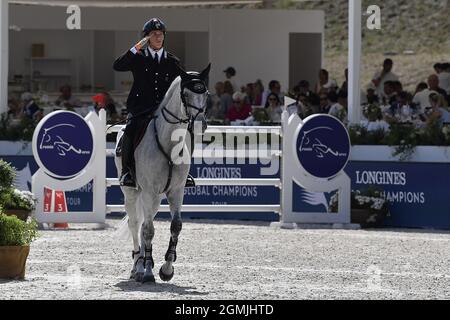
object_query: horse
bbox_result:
[114,64,210,283]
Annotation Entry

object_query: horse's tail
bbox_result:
[113,193,146,240]
[114,215,131,240]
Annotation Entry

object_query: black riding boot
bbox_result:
[120,135,136,188]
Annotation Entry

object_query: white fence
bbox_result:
[105,123,283,215]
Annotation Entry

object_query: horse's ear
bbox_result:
[199,63,211,81]
[176,64,190,81]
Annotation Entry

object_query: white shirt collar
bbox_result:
[148,47,164,61]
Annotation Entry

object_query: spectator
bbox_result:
[315,69,338,94]
[223,67,239,94]
[298,80,319,106]
[287,93,314,120]
[428,74,447,97]
[387,91,414,121]
[382,81,398,106]
[261,80,283,107]
[222,81,234,114]
[425,92,450,127]
[318,92,331,114]
[20,92,40,120]
[92,92,120,123]
[244,83,256,105]
[428,74,449,104]
[414,82,428,95]
[328,91,347,123]
[265,93,283,123]
[366,87,379,105]
[253,80,264,106]
[226,91,252,123]
[7,98,22,120]
[371,58,399,100]
[55,85,81,109]
[340,68,348,96]
[392,81,403,95]
[439,63,450,95]
[206,82,226,121]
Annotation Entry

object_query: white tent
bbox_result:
[0,0,362,122]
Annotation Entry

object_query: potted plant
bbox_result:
[330,187,390,228]
[0,209,38,280]
[0,160,37,221]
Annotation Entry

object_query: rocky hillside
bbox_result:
[274,0,450,91]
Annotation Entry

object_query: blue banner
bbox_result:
[2,155,449,229]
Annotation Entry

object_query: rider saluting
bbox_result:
[113,18,181,188]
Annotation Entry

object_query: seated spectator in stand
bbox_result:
[225,92,252,123]
[55,85,81,109]
[371,58,399,101]
[386,91,415,121]
[298,80,319,106]
[223,66,239,94]
[7,98,22,120]
[253,80,264,106]
[265,93,283,123]
[206,82,223,121]
[221,81,234,115]
[328,91,347,123]
[318,92,331,114]
[392,81,403,95]
[428,74,449,103]
[381,81,398,106]
[20,92,40,120]
[287,93,314,119]
[340,68,348,96]
[414,82,428,95]
[425,93,450,127]
[366,87,379,105]
[315,69,338,94]
[92,92,119,123]
[261,80,283,107]
[434,63,450,95]
[244,83,256,106]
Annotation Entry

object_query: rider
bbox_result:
[113,18,181,188]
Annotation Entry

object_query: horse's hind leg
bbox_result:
[139,191,160,284]
[160,188,183,282]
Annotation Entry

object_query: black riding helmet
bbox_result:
[142,18,166,38]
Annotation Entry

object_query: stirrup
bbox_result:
[185,174,196,188]
[120,171,137,189]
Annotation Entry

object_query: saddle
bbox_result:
[116,117,152,157]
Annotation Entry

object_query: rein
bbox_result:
[153,78,207,193]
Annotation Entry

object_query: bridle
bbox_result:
[160,77,209,132]
[155,77,209,193]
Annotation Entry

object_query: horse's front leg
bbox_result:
[140,191,160,284]
[159,187,184,282]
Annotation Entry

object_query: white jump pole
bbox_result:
[348,0,362,124]
[0,0,8,115]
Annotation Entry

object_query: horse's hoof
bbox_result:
[142,274,156,284]
[130,270,135,279]
[134,272,144,283]
[159,266,175,282]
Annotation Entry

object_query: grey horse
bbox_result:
[115,64,210,283]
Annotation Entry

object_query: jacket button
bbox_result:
[136,94,139,97]
[155,73,159,76]
[146,69,148,72]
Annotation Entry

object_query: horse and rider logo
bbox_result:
[33,111,93,179]
[39,124,91,156]
[296,115,350,179]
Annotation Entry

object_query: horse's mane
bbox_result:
[156,76,182,114]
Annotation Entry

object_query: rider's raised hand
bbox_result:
[134,36,150,51]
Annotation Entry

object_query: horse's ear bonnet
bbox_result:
[178,63,211,94]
